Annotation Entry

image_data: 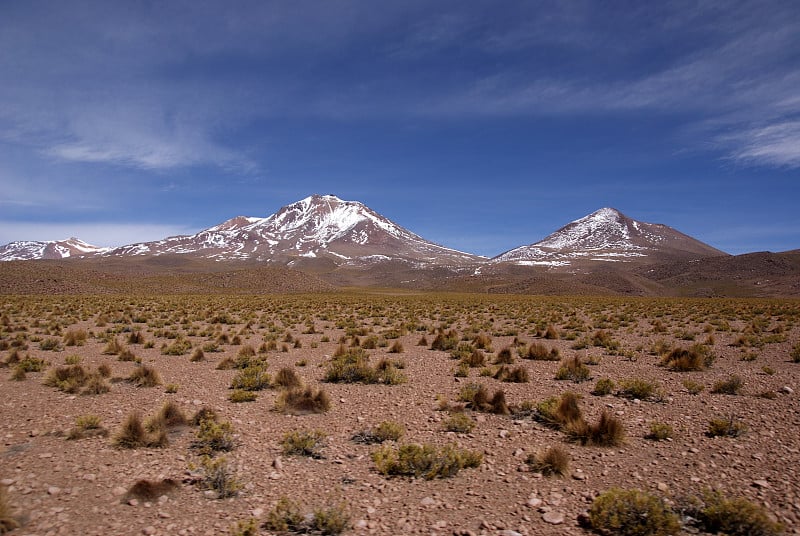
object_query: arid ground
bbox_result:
[2,293,800,535]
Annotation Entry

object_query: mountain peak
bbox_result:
[493,207,725,267]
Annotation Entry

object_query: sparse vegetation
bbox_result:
[646,422,673,441]
[526,446,569,477]
[555,355,591,383]
[588,488,680,536]
[711,375,744,395]
[372,443,482,479]
[707,415,747,437]
[274,386,330,414]
[281,429,327,458]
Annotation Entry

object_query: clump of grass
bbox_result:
[711,375,744,395]
[443,412,476,433]
[113,412,167,449]
[691,489,783,536]
[102,337,123,355]
[230,518,259,536]
[230,364,271,391]
[536,392,583,429]
[458,383,509,414]
[63,328,88,347]
[17,355,46,372]
[592,378,615,396]
[352,421,405,444]
[161,338,192,356]
[273,367,303,389]
[660,344,715,371]
[461,348,486,368]
[525,342,560,361]
[588,488,680,536]
[555,355,591,383]
[566,410,625,447]
[791,342,800,363]
[148,400,187,430]
[264,498,350,535]
[192,415,236,454]
[128,364,162,387]
[707,415,747,438]
[190,348,205,362]
[646,422,673,441]
[430,330,459,351]
[494,365,529,383]
[281,429,327,458]
[229,389,257,403]
[526,446,569,477]
[198,455,241,498]
[67,414,108,440]
[39,337,61,351]
[372,443,482,479]
[493,347,514,364]
[44,364,109,395]
[616,378,663,401]
[274,386,330,415]
[682,379,705,395]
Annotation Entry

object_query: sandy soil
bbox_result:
[1,294,799,535]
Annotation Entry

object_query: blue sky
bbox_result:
[1,0,798,256]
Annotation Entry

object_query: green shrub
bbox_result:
[694,489,783,536]
[161,338,192,355]
[372,443,482,479]
[230,518,259,536]
[352,421,405,444]
[646,422,673,441]
[617,378,662,401]
[198,455,241,498]
[264,497,304,532]
[229,389,257,402]
[526,446,569,477]
[281,429,327,458]
[67,414,108,440]
[39,338,61,351]
[443,412,476,433]
[555,355,591,383]
[711,375,744,395]
[588,488,680,536]
[707,416,747,438]
[592,378,615,396]
[17,355,46,372]
[230,365,271,391]
[682,379,705,395]
[311,503,350,535]
[193,416,236,454]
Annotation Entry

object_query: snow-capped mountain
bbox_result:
[0,238,109,261]
[0,237,108,261]
[492,207,725,267]
[103,194,484,265]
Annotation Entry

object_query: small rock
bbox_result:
[203,490,217,499]
[272,457,283,471]
[657,482,669,492]
[432,520,447,529]
[499,430,510,439]
[753,479,770,489]
[420,496,437,507]
[113,486,128,497]
[142,526,156,535]
[158,512,171,519]
[513,448,525,457]
[0,479,14,486]
[47,486,61,496]
[572,470,586,481]
[499,531,522,536]
[354,519,368,529]
[252,508,264,518]
[127,499,139,507]
[779,386,794,394]
[526,498,542,508]
[542,511,565,525]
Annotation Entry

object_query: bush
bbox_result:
[430,330,459,351]
[461,348,486,368]
[229,389,257,402]
[592,378,615,396]
[791,342,800,363]
[67,414,108,440]
[707,416,747,438]
[555,355,591,383]
[275,386,330,415]
[122,478,179,502]
[264,497,305,532]
[694,489,783,536]
[311,503,350,535]
[535,392,584,429]
[161,338,191,356]
[525,342,560,361]
[128,365,162,387]
[39,337,61,351]
[113,412,167,449]
[44,364,91,393]
[617,378,662,401]
[711,375,744,395]
[494,347,514,364]
[495,365,529,383]
[588,488,680,536]
[372,443,482,479]
[443,412,476,433]
[646,422,673,441]
[526,446,569,477]
[198,455,241,498]
[682,379,705,395]
[193,416,236,454]
[263,498,349,535]
[281,429,327,458]
[660,344,714,371]
[352,421,405,444]
[63,328,88,346]
[567,410,625,447]
[230,365,271,391]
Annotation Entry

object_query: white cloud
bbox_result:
[0,222,199,248]
[723,121,800,168]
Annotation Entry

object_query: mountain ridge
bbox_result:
[0,196,726,268]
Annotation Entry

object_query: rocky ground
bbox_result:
[1,294,799,535]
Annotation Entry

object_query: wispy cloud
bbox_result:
[722,120,800,168]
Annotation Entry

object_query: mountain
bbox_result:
[0,237,108,261]
[103,194,484,266]
[492,207,726,268]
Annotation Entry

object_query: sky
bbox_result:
[1,0,799,257]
